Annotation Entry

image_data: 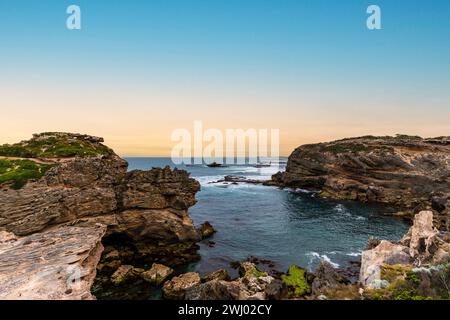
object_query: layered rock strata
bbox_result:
[0,133,201,299]
[271,135,450,229]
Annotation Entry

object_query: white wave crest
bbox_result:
[306,252,340,268]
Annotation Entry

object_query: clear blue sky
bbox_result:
[0,0,449,155]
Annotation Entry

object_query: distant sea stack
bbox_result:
[0,133,201,299]
[271,135,450,229]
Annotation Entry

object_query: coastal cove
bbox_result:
[126,158,410,278]
[1,133,448,301]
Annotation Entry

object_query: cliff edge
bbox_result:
[0,133,201,299]
[271,135,450,230]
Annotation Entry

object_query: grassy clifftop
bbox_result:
[0,132,115,189]
[0,132,113,158]
[0,159,55,189]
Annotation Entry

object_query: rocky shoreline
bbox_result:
[270,135,450,230]
[0,133,449,300]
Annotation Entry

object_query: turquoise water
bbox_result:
[126,157,409,275]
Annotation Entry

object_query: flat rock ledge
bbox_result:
[0,224,106,300]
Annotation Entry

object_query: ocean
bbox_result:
[126,157,409,276]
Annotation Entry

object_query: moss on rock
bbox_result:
[0,159,55,189]
[281,265,311,297]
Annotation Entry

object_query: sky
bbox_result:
[0,0,449,156]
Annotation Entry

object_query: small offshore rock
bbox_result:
[198,221,216,239]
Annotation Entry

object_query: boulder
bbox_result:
[264,279,287,300]
[141,263,174,286]
[185,280,240,300]
[198,221,216,239]
[110,265,142,286]
[162,272,201,300]
[401,211,440,261]
[311,261,348,295]
[186,263,284,301]
[202,269,230,282]
[360,240,410,287]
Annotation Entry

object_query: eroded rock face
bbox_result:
[401,211,440,261]
[360,240,411,288]
[360,211,450,288]
[0,133,201,299]
[0,156,126,236]
[0,224,106,300]
[271,135,450,229]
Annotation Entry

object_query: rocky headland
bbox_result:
[270,135,450,230]
[0,133,202,299]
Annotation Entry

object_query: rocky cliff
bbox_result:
[359,211,450,300]
[271,135,450,229]
[0,133,201,299]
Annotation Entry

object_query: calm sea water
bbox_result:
[126,157,409,275]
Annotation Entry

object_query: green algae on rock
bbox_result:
[281,265,311,298]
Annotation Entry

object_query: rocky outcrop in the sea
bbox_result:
[0,133,201,299]
[271,135,450,230]
[198,221,216,239]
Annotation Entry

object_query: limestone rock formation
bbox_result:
[0,224,106,300]
[360,240,411,288]
[271,135,450,229]
[360,211,450,289]
[0,133,201,299]
[401,211,441,262]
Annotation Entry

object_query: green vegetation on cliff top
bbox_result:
[0,133,113,158]
[0,159,55,189]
